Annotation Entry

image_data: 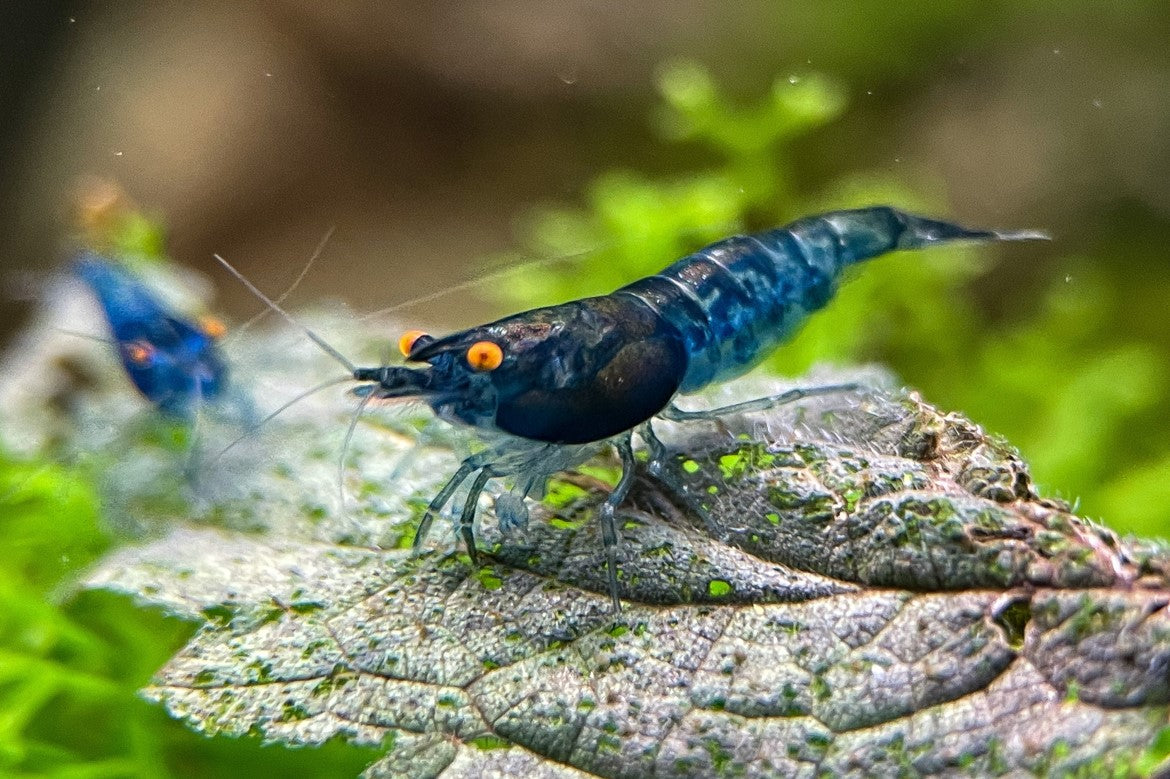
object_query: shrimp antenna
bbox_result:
[228,225,336,342]
[207,374,354,467]
[338,389,375,513]
[213,253,356,373]
[55,327,115,345]
[356,246,602,323]
[356,220,742,323]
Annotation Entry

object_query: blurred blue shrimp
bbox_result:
[74,252,228,418]
[219,206,1046,612]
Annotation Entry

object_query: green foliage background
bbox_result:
[2,61,1168,779]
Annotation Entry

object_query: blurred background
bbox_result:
[1,3,1169,774]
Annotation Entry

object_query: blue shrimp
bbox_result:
[74,252,229,418]
[220,206,1045,612]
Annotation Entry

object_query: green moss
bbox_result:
[246,660,274,683]
[768,473,842,520]
[549,516,586,531]
[1067,594,1120,640]
[805,732,831,749]
[719,452,748,480]
[986,737,1007,774]
[476,568,504,591]
[708,579,733,597]
[597,733,623,754]
[767,486,806,510]
[280,703,311,722]
[644,542,675,558]
[842,486,863,513]
[290,600,325,614]
[716,446,777,481]
[992,599,1031,650]
[542,479,589,508]
[578,464,622,486]
[202,603,238,626]
[704,738,733,774]
[469,735,511,750]
[1036,529,1072,556]
[394,527,417,549]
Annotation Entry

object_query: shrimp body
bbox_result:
[623,206,1016,392]
[225,206,1044,612]
[359,207,1035,443]
[75,253,228,417]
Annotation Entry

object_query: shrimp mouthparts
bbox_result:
[351,365,432,400]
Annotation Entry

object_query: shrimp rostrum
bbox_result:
[221,206,1044,612]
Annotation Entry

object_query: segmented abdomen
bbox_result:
[615,206,1015,392]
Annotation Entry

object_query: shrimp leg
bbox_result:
[640,419,720,535]
[639,419,670,475]
[414,459,478,551]
[642,382,863,539]
[660,381,863,422]
[599,435,637,612]
[458,468,494,565]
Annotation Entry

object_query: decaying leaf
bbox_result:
[83,367,1170,778]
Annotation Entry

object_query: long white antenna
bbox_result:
[338,390,375,513]
[55,327,115,345]
[208,375,353,466]
[213,253,356,373]
[356,222,741,323]
[230,225,337,340]
[355,247,602,323]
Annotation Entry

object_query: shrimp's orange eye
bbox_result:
[125,341,155,364]
[466,341,503,371]
[199,315,227,339]
[398,329,429,357]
